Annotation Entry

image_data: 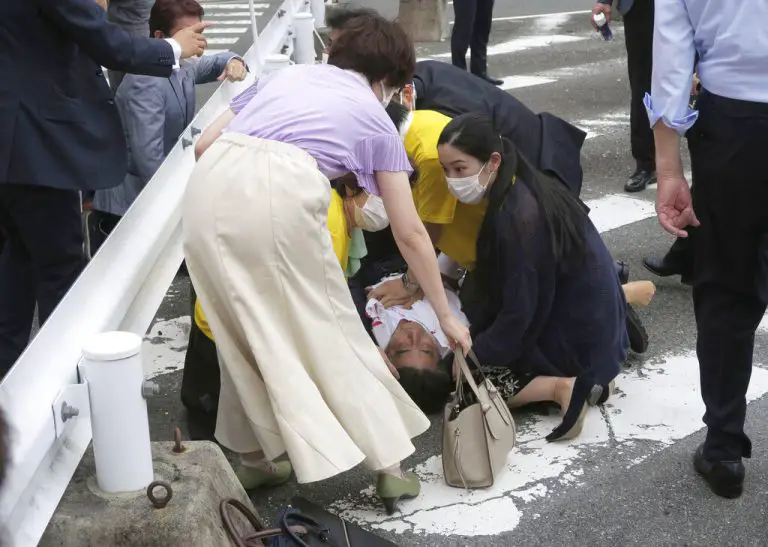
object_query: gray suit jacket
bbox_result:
[93,53,237,216]
[599,0,635,16]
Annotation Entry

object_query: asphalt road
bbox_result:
[142,1,768,545]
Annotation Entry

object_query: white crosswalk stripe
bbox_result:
[200,1,263,55]
[144,9,761,544]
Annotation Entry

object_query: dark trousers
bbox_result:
[688,91,768,461]
[0,184,86,376]
[451,0,496,76]
[623,0,655,172]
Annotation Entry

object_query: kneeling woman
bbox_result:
[438,114,627,441]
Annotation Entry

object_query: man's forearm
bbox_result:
[653,123,684,178]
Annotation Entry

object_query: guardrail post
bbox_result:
[248,0,262,68]
[81,332,156,493]
[293,12,316,64]
[310,0,326,29]
[263,53,292,74]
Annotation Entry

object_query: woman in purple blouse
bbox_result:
[183,17,470,514]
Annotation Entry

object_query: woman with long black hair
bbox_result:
[437,113,628,441]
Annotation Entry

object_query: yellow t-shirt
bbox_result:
[195,189,351,340]
[404,110,487,270]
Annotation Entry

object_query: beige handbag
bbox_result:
[442,351,516,489]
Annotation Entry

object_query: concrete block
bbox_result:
[40,441,254,547]
[397,0,450,42]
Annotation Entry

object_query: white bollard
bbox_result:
[263,53,291,75]
[293,12,316,65]
[310,0,326,29]
[81,332,154,493]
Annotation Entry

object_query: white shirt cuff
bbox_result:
[164,38,182,70]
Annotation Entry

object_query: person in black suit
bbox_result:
[450,0,502,85]
[0,0,209,376]
[413,60,587,199]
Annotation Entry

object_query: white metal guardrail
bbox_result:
[0,1,319,544]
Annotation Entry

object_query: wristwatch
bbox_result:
[402,271,418,291]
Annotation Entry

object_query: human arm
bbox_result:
[378,171,471,354]
[195,108,235,160]
[193,53,247,85]
[38,0,209,74]
[644,0,700,236]
[367,157,451,305]
[118,76,166,181]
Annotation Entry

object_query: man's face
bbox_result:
[385,321,440,371]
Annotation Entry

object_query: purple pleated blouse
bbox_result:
[226,64,412,196]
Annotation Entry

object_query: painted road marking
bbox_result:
[207,37,240,45]
[585,194,656,233]
[331,356,768,536]
[143,317,190,379]
[204,27,248,34]
[429,34,586,61]
[449,9,593,25]
[499,75,557,91]
[201,3,270,8]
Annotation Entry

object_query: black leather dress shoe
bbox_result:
[693,444,745,499]
[475,73,503,86]
[615,260,629,284]
[642,255,691,286]
[624,170,656,193]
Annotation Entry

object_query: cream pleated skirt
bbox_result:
[182,133,430,484]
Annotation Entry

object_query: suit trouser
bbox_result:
[623,0,655,172]
[688,91,768,461]
[0,184,86,376]
[451,0,495,76]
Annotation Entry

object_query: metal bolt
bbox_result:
[172,427,185,454]
[61,402,79,422]
[141,380,160,398]
[190,126,201,137]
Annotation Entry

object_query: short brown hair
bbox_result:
[327,17,416,88]
[149,0,204,37]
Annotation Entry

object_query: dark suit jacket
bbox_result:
[0,0,176,191]
[413,61,587,198]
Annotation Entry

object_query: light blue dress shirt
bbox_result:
[644,0,768,135]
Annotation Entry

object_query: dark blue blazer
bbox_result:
[0,0,176,191]
[413,60,587,198]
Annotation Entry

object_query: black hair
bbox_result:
[397,353,453,415]
[385,101,410,132]
[325,5,381,29]
[437,113,588,303]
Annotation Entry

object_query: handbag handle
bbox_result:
[454,351,487,408]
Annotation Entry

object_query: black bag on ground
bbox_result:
[220,497,399,547]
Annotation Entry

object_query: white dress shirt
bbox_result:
[644,0,768,135]
[366,274,469,358]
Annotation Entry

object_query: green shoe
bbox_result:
[376,471,420,515]
[236,460,293,490]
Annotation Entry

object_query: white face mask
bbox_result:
[378,81,397,107]
[353,193,390,232]
[445,162,495,205]
[321,51,329,64]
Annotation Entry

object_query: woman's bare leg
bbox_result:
[507,376,575,410]
[622,280,656,307]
